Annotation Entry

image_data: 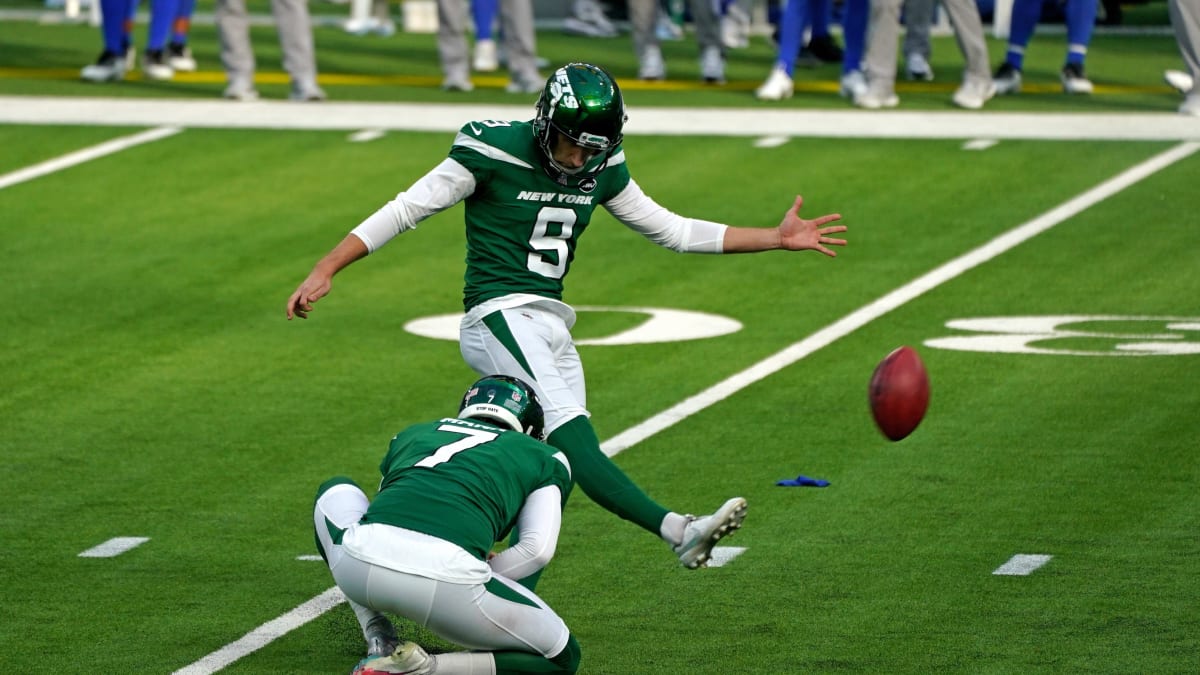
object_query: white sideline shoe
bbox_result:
[756,66,793,101]
[81,50,126,82]
[352,641,434,675]
[854,85,899,109]
[223,79,259,101]
[673,497,748,569]
[839,69,867,99]
[906,52,933,81]
[1164,69,1193,94]
[638,45,665,80]
[993,62,1021,95]
[700,45,725,84]
[952,77,996,110]
[1061,63,1093,94]
[473,38,498,72]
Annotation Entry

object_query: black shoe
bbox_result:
[993,62,1022,94]
[805,35,844,63]
[143,49,174,80]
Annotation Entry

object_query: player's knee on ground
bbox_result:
[550,634,581,673]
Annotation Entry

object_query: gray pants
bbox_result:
[629,0,720,61]
[864,0,990,90]
[1170,0,1200,80]
[215,0,319,89]
[903,0,935,60]
[437,0,538,85]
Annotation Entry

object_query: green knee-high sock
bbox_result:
[547,416,669,534]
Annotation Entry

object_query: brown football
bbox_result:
[869,346,930,441]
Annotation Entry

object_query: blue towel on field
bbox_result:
[776,475,830,488]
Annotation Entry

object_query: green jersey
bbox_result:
[448,119,632,311]
[361,416,573,561]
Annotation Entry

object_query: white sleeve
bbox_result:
[488,485,562,581]
[602,178,727,253]
[349,158,476,252]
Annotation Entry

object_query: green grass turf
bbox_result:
[2,6,1198,673]
[3,124,1198,672]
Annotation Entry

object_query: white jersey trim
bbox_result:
[453,132,536,169]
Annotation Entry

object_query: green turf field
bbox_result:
[2,4,1198,674]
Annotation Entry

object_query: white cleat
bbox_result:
[1164,69,1193,94]
[952,77,997,110]
[353,641,434,675]
[673,497,748,569]
[755,66,794,101]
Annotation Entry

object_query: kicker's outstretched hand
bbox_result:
[778,195,846,257]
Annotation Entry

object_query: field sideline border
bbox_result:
[2,95,1199,140]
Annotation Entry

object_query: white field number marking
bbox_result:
[993,554,1053,576]
[926,316,1200,355]
[78,537,150,558]
[706,546,746,567]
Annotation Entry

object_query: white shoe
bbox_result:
[656,13,684,41]
[755,66,794,101]
[906,52,933,81]
[1061,63,1093,94]
[562,0,618,38]
[80,50,126,82]
[142,49,174,81]
[1181,93,1200,117]
[638,45,665,81]
[223,79,259,101]
[343,17,380,36]
[442,64,474,92]
[672,498,747,569]
[1164,69,1194,94]
[839,70,867,99]
[352,641,434,675]
[166,43,196,72]
[721,3,751,49]
[700,45,725,84]
[952,76,996,110]
[854,85,899,109]
[473,38,498,72]
[289,81,327,101]
[993,62,1021,95]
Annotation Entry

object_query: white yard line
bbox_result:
[168,140,1199,674]
[1,96,1199,140]
[171,587,347,675]
[993,554,1054,576]
[77,536,150,558]
[0,125,181,190]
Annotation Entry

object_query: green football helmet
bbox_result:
[458,375,545,440]
[533,63,627,183]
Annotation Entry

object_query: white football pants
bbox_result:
[313,481,571,658]
[459,306,589,436]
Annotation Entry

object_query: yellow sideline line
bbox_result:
[0,66,1180,95]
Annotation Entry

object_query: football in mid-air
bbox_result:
[868,345,930,441]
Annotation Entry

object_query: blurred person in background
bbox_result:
[992,0,1098,95]
[437,0,540,92]
[80,0,182,82]
[1168,0,1199,116]
[215,0,325,100]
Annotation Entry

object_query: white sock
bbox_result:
[435,651,496,674]
[660,512,688,547]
